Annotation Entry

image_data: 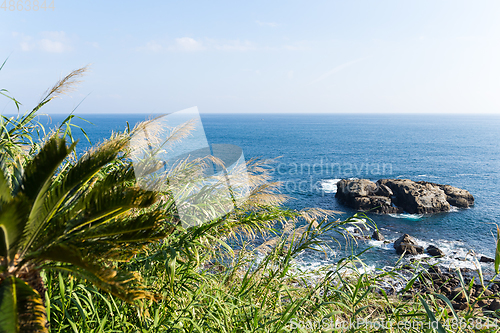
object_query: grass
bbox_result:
[42,215,500,332]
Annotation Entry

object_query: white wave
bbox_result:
[388,213,424,220]
[416,174,439,178]
[449,206,459,212]
[320,178,341,193]
[346,223,370,233]
[368,239,397,250]
[393,237,488,271]
[348,218,371,231]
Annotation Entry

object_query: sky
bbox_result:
[1,0,500,114]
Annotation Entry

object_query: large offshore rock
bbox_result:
[378,179,450,214]
[336,179,377,197]
[436,184,474,208]
[335,179,401,213]
[335,178,473,214]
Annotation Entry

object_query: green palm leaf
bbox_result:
[0,195,30,261]
[22,137,131,252]
[0,159,12,204]
[0,276,47,333]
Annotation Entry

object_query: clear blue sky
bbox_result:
[1,0,500,114]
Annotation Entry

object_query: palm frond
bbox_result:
[0,158,12,204]
[0,276,47,333]
[0,195,30,261]
[17,137,76,258]
[62,185,157,236]
[20,136,131,254]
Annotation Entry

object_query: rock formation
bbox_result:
[394,234,424,255]
[372,230,384,241]
[335,178,474,214]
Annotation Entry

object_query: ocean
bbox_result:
[44,113,500,273]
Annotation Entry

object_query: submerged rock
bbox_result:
[372,230,384,241]
[335,178,473,214]
[426,245,445,258]
[480,256,495,263]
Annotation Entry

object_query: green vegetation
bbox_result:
[1,65,500,332]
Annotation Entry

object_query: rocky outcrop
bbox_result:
[480,256,495,263]
[335,178,473,214]
[426,245,445,258]
[336,179,402,213]
[372,230,384,241]
[394,234,424,255]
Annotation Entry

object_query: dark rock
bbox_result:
[396,243,424,255]
[480,256,495,263]
[483,289,493,297]
[394,234,418,249]
[441,286,452,295]
[336,179,401,213]
[452,301,467,310]
[488,300,500,311]
[474,287,493,298]
[478,299,492,308]
[427,245,445,258]
[335,178,473,214]
[352,196,393,212]
[372,230,384,241]
[380,179,450,214]
[438,184,474,208]
[336,179,377,198]
[374,182,393,197]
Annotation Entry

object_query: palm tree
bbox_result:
[0,131,179,332]
[0,64,185,331]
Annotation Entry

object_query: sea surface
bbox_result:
[42,113,500,273]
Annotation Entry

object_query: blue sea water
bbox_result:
[45,113,500,272]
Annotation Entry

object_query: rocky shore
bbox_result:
[336,179,499,312]
[402,263,500,312]
[336,178,474,214]
[355,230,500,312]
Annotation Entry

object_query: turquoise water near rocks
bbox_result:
[45,113,500,272]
